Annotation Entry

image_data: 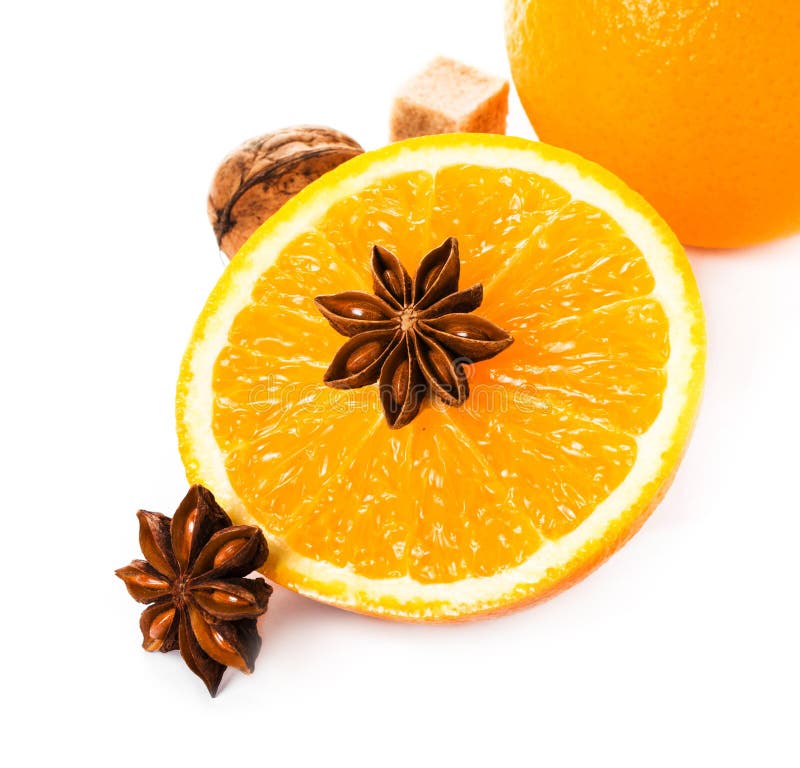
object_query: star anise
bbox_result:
[115,485,272,697]
[315,237,513,428]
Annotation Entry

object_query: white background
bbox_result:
[2,2,798,766]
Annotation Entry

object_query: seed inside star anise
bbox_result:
[315,237,513,428]
[115,485,272,696]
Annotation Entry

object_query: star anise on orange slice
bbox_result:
[115,485,272,696]
[314,237,513,428]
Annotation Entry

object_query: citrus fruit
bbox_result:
[505,0,800,248]
[177,134,705,621]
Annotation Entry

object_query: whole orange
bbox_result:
[505,0,800,248]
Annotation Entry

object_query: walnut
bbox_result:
[208,126,364,259]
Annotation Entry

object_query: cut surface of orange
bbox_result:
[177,135,705,621]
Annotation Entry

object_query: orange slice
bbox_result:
[177,135,705,621]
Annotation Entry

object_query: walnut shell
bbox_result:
[208,126,364,259]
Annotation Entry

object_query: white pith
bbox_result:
[177,138,704,619]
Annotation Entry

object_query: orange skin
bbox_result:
[506,0,800,248]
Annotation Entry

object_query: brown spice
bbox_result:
[115,485,272,697]
[315,238,514,428]
[208,126,364,259]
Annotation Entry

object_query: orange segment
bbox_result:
[477,298,669,436]
[484,201,656,322]
[221,388,379,538]
[177,135,705,621]
[430,165,570,286]
[283,419,415,579]
[280,407,539,583]
[401,409,540,583]
[317,170,435,271]
[252,231,370,305]
[475,200,668,435]
[449,398,637,538]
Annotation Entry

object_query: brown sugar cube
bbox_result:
[390,57,509,141]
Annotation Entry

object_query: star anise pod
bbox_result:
[115,485,272,697]
[315,237,513,428]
